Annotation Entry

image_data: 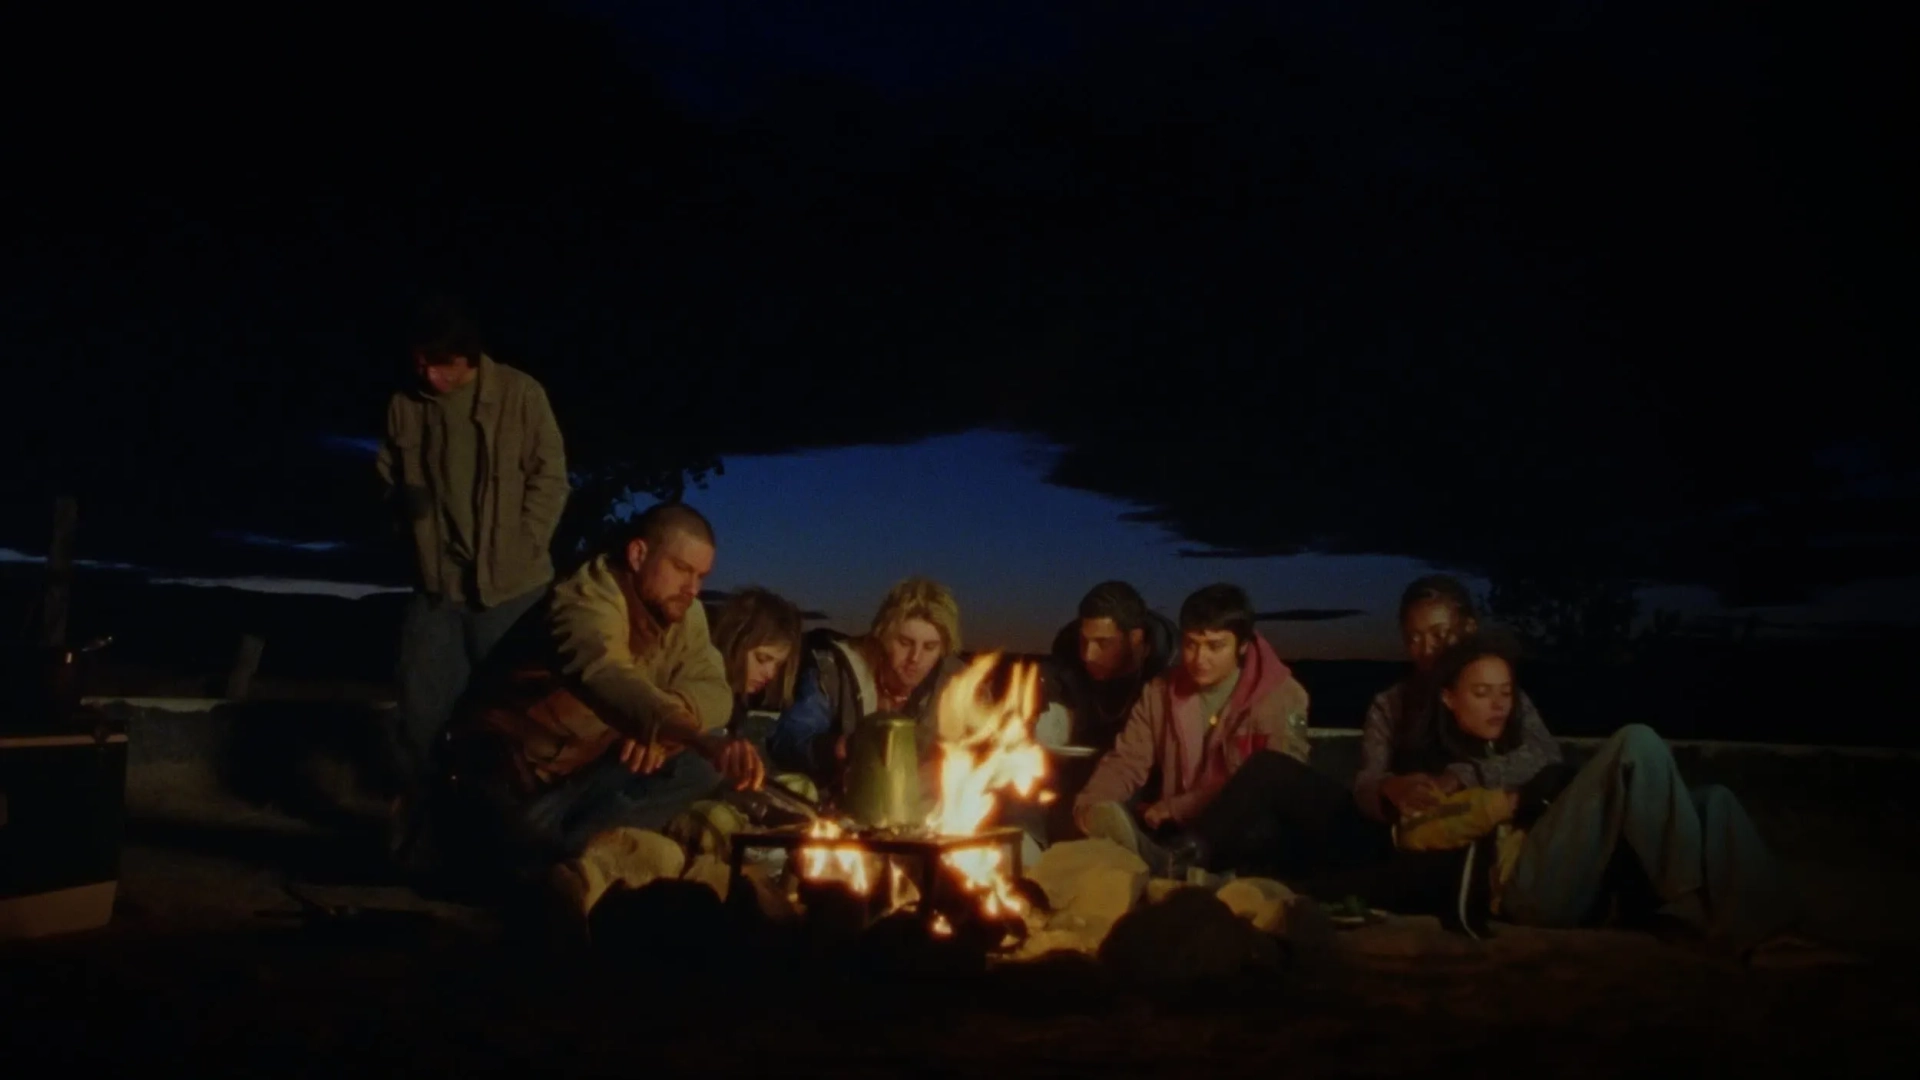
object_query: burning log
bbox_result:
[734,823,1035,944]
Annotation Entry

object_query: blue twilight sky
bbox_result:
[601,431,1919,658]
[622,430,1437,658]
[559,0,1166,115]
[5,428,1912,657]
[0,430,1425,657]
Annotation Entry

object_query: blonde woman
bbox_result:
[767,577,963,784]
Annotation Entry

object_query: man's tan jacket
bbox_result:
[375,354,570,606]
[463,553,733,792]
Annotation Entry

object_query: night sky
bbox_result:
[1,0,1910,658]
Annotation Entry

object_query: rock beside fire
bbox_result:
[1097,887,1283,986]
[732,863,802,925]
[848,911,995,978]
[1011,921,1110,960]
[1215,878,1295,935]
[1026,839,1148,925]
[1011,848,1338,963]
[566,827,688,916]
[1215,878,1336,964]
[1144,878,1190,905]
[682,853,732,902]
[588,878,731,969]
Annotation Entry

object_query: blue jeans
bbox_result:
[510,750,722,865]
[1504,724,1800,951]
[396,585,546,790]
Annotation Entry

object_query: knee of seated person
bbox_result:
[772,772,820,804]
[1613,723,1669,761]
[1693,783,1736,813]
[1245,747,1306,780]
[1079,799,1127,829]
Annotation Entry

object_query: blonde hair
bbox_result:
[863,577,962,660]
[709,586,803,709]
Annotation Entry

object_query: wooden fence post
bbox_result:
[226,634,267,701]
[40,496,78,649]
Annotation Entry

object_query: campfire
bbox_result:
[742,653,1053,948]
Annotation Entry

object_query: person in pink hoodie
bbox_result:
[1073,584,1310,874]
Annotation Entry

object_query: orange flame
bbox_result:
[927,653,1048,920]
[798,819,874,894]
[793,652,1051,930]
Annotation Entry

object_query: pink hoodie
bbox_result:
[1075,633,1312,824]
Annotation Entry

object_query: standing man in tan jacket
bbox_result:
[375,294,571,837]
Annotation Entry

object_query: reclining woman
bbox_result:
[1352,575,1562,825]
[1303,630,1810,961]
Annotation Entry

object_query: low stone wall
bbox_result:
[94,697,1920,864]
[92,697,404,828]
[1315,729,1920,858]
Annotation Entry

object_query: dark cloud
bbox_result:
[1256,610,1365,623]
[2,1,1907,606]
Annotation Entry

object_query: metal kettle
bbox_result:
[841,713,922,830]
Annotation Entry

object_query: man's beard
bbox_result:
[644,593,690,626]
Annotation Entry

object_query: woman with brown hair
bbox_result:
[707,586,805,748]
[1353,575,1562,823]
[1303,630,1826,963]
[661,585,812,861]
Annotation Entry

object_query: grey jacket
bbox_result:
[1353,680,1562,822]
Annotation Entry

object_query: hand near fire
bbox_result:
[617,700,710,776]
[702,734,766,791]
[617,735,672,774]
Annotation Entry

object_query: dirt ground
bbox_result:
[4,765,1918,1076]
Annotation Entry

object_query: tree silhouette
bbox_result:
[1483,572,1642,666]
[553,455,726,570]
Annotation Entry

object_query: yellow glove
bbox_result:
[1393,787,1517,851]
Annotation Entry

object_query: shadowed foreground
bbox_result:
[2,901,1915,1076]
[4,757,1919,1076]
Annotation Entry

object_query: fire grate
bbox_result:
[726,825,1027,922]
